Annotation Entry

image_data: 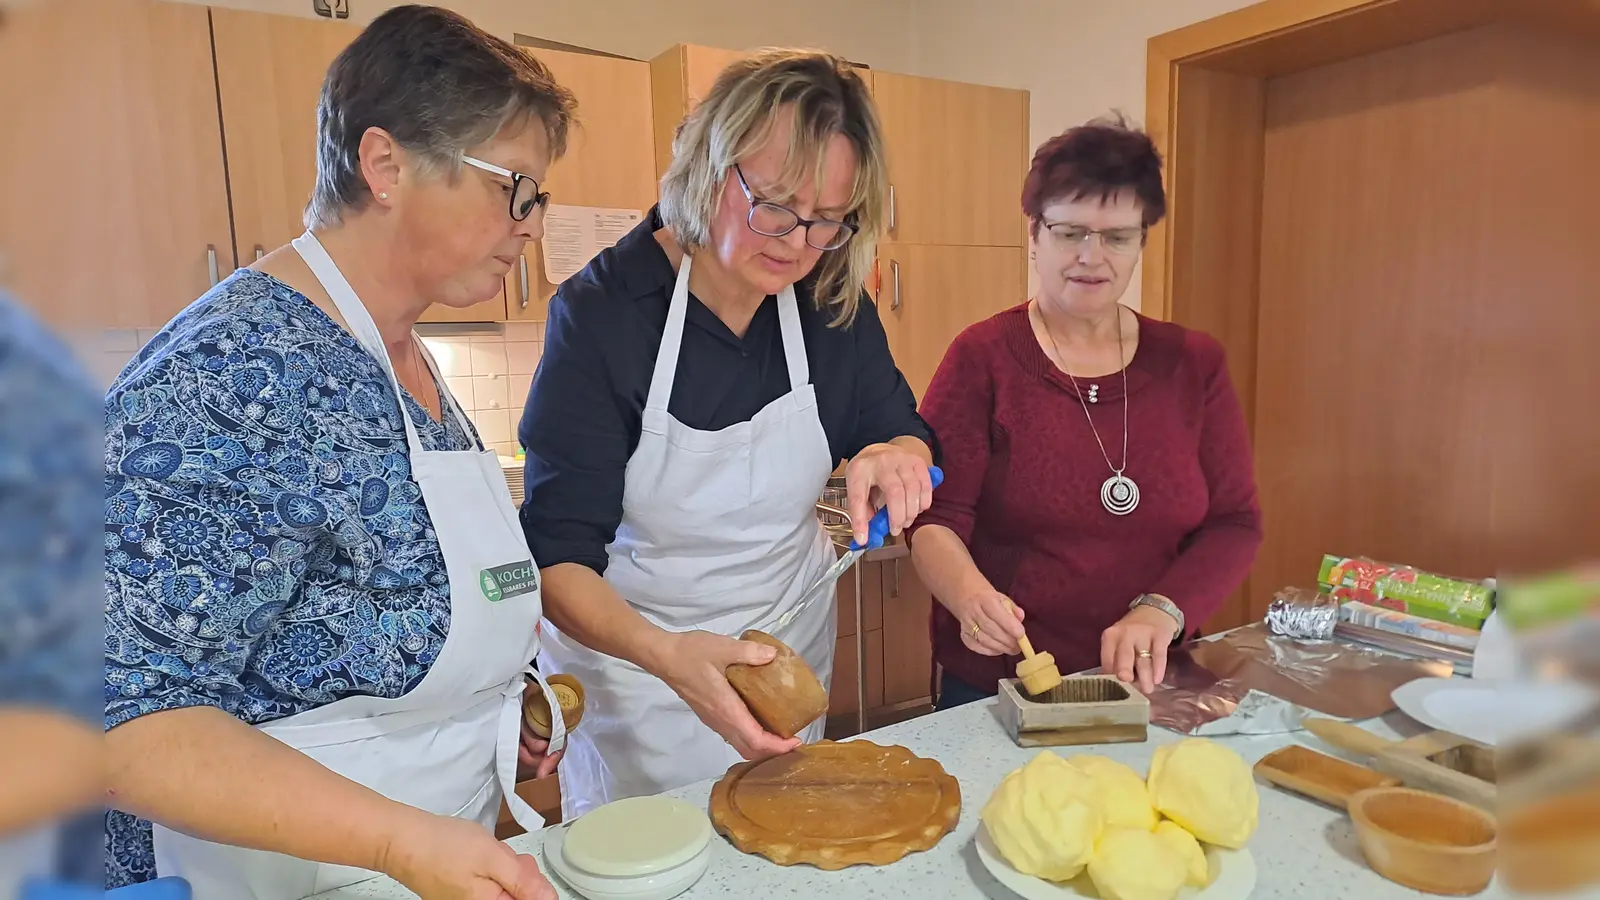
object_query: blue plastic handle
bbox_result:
[848,465,944,551]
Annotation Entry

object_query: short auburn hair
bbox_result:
[1022,112,1166,236]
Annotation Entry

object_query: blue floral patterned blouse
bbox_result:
[104,270,478,887]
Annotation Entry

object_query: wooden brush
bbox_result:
[1007,599,1062,696]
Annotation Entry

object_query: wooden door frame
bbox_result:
[1144,0,1598,325]
[1141,0,1596,630]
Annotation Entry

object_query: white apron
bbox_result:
[539,253,838,819]
[148,232,567,900]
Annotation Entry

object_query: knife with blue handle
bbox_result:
[774,466,944,632]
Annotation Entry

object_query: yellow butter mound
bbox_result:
[1154,820,1211,887]
[981,752,1104,882]
[1147,739,1259,849]
[1068,755,1158,831]
[1088,827,1189,900]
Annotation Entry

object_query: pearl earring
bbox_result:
[378,192,389,200]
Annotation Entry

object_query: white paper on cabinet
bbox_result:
[540,205,644,283]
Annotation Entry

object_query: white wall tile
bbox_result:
[468,342,507,376]
[504,322,545,342]
[468,328,507,343]
[505,341,542,375]
[136,328,164,346]
[444,377,475,411]
[472,408,512,445]
[423,338,475,378]
[507,374,533,409]
[488,441,520,458]
[472,374,509,411]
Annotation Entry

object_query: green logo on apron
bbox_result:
[479,562,539,602]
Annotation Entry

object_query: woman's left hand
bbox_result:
[843,442,934,545]
[1101,604,1181,694]
[517,723,563,781]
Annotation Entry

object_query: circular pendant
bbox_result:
[1101,474,1139,516]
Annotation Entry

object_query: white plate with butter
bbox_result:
[542,795,712,900]
[974,823,1255,900]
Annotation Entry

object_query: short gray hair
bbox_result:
[659,49,887,327]
[306,4,577,229]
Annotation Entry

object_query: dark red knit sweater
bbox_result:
[910,304,1263,693]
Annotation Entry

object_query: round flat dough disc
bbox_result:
[562,795,712,877]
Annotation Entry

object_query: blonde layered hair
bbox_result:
[659,48,887,326]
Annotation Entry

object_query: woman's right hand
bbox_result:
[654,630,800,760]
[952,587,1026,656]
[383,809,556,900]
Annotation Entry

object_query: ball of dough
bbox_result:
[1154,819,1212,887]
[1088,827,1189,900]
[1068,755,1158,831]
[1147,739,1259,849]
[982,752,1104,882]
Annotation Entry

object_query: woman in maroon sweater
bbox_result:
[909,117,1263,708]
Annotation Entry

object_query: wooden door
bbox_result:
[509,48,658,322]
[878,244,1027,399]
[1250,25,1534,615]
[0,0,232,329]
[873,72,1029,248]
[211,9,360,265]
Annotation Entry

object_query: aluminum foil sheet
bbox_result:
[1139,622,1454,735]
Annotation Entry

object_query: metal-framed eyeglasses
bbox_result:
[462,155,549,221]
[733,165,856,252]
[1043,222,1147,256]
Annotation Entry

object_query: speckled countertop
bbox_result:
[312,694,1515,900]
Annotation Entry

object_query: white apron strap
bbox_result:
[496,667,568,833]
[645,253,694,413]
[775,283,808,391]
[291,231,475,448]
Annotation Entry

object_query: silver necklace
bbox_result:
[1037,302,1139,516]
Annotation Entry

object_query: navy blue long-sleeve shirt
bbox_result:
[518,207,934,574]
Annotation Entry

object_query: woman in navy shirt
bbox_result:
[520,49,937,820]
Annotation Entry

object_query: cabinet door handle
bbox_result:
[519,256,530,310]
[888,184,897,235]
[254,245,264,262]
[891,558,900,599]
[207,245,219,287]
[890,259,901,311]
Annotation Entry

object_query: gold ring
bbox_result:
[969,622,982,637]
[1137,650,1153,659]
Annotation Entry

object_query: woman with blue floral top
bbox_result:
[103,7,575,898]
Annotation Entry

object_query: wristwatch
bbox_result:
[1130,593,1185,640]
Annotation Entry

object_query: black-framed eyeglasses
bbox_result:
[462,155,549,221]
[1043,221,1146,256]
[732,165,856,252]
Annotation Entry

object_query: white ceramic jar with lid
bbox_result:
[542,795,713,900]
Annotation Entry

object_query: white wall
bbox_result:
[895,0,1262,309]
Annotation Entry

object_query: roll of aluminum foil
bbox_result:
[1265,587,1339,639]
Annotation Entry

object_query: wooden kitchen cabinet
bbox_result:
[649,44,875,182]
[878,243,1029,398]
[210,8,506,325]
[508,47,660,321]
[0,0,233,329]
[648,44,751,179]
[210,9,360,266]
[879,557,935,708]
[874,72,1029,248]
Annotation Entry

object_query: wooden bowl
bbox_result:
[724,630,828,739]
[1254,745,1400,810]
[524,673,586,739]
[1347,787,1496,895]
